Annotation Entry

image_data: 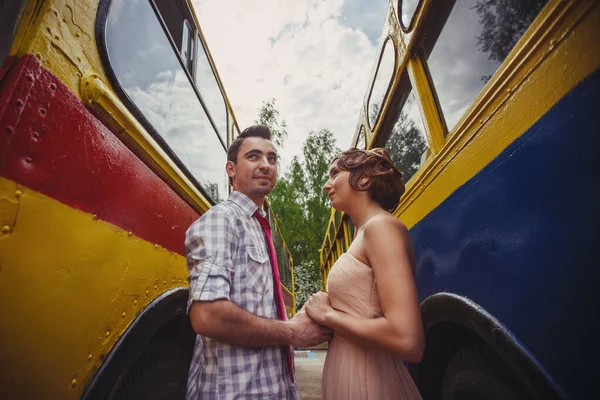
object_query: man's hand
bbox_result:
[288,307,332,348]
[305,291,334,326]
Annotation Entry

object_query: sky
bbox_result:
[190,0,390,171]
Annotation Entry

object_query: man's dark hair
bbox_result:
[227,125,272,163]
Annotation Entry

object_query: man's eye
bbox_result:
[268,156,277,164]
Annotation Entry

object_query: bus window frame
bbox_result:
[96,0,229,204]
[398,0,424,32]
[366,35,398,132]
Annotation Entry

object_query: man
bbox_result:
[185,125,331,399]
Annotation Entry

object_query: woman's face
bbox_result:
[323,160,354,212]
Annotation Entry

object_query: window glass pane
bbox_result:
[356,126,366,149]
[384,87,428,184]
[400,0,420,29]
[368,39,396,128]
[426,0,548,132]
[181,20,192,71]
[347,219,356,241]
[106,0,227,203]
[329,223,336,243]
[196,35,228,143]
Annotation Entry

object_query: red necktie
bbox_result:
[253,210,295,381]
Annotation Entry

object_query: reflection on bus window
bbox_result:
[181,20,193,71]
[426,0,548,132]
[195,34,228,143]
[106,0,227,203]
[356,126,366,149]
[384,86,428,184]
[368,39,396,128]
[400,0,420,29]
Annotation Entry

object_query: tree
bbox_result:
[474,0,548,82]
[369,102,427,183]
[255,98,288,148]
[269,129,340,308]
[385,111,427,182]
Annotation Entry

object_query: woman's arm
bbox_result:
[306,217,424,362]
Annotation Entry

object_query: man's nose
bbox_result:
[323,180,331,192]
[258,156,270,169]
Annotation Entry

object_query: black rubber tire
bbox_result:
[114,338,191,400]
[441,344,525,400]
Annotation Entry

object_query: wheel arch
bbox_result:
[82,287,195,400]
[411,292,566,400]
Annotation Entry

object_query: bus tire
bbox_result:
[440,344,524,400]
[114,338,190,400]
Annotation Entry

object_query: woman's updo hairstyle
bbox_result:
[333,148,405,212]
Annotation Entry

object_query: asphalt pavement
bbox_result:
[295,350,327,400]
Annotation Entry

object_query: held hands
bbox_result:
[288,305,333,348]
[305,291,334,327]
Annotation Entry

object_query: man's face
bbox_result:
[226,136,278,203]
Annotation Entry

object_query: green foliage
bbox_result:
[257,99,340,308]
[269,129,340,308]
[255,98,288,148]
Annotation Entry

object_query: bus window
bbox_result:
[195,34,228,143]
[335,210,342,227]
[181,20,193,71]
[424,0,548,132]
[368,38,396,129]
[399,0,420,30]
[105,0,227,203]
[383,81,428,183]
[356,126,366,149]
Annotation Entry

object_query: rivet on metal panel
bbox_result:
[49,83,57,91]
[70,379,78,388]
[25,157,32,164]
[5,126,14,135]
[15,190,23,198]
[128,231,133,236]
[26,74,34,82]
[154,286,157,290]
[134,299,138,306]
[39,108,47,116]
[145,290,149,296]
[87,353,93,361]
[163,281,166,285]
[1,225,10,234]
[105,331,110,337]
[32,132,40,140]
[92,214,98,220]
[121,312,126,318]
[15,99,24,107]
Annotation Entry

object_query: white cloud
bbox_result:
[191,0,381,170]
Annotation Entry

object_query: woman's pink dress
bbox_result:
[322,253,422,399]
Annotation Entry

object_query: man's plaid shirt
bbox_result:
[185,191,298,399]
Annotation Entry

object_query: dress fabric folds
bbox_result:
[322,253,422,400]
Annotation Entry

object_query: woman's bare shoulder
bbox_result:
[363,212,408,236]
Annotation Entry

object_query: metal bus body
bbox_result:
[0,0,295,398]
[319,1,599,399]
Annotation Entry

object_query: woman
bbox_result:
[305,148,424,399]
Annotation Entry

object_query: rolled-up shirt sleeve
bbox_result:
[185,207,236,313]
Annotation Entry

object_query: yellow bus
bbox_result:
[320,1,599,399]
[0,0,295,398]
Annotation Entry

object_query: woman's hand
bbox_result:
[305,291,334,327]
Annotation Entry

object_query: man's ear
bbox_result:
[226,160,236,179]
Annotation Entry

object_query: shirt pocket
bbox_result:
[246,244,269,293]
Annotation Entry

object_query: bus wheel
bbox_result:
[115,338,190,400]
[441,344,524,400]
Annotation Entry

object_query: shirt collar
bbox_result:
[228,191,265,217]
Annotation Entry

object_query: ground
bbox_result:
[295,350,327,400]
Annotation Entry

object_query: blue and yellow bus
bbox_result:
[0,0,295,398]
[320,1,599,398]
